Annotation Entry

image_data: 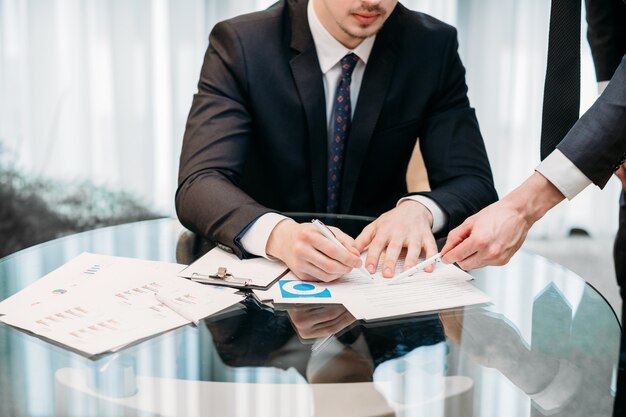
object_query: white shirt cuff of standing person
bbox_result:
[240,195,447,259]
[535,149,593,200]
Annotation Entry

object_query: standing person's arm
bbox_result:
[441,172,564,269]
[442,56,626,269]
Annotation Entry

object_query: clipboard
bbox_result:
[178,247,289,290]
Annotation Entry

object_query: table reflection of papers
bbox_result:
[254,261,491,321]
[0,253,245,356]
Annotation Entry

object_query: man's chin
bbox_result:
[341,25,380,41]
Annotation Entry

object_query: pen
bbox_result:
[154,293,199,326]
[311,219,373,280]
[386,252,442,284]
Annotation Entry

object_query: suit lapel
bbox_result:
[340,10,400,214]
[288,0,327,212]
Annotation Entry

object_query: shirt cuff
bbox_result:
[239,212,289,259]
[397,196,448,233]
[535,150,592,200]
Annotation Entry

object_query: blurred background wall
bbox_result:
[0,0,622,246]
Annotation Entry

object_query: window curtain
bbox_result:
[0,2,619,415]
[0,0,620,234]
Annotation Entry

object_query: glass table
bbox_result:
[0,217,621,417]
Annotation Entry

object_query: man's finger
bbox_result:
[442,235,479,266]
[455,251,485,271]
[364,238,386,274]
[441,219,473,258]
[307,248,354,275]
[299,261,344,283]
[330,226,362,258]
[310,232,361,269]
[421,235,439,273]
[354,222,376,252]
[381,239,404,278]
[403,238,421,271]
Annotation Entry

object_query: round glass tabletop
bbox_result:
[0,217,620,417]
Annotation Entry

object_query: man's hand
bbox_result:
[266,219,362,282]
[287,305,356,339]
[354,200,437,278]
[442,172,565,270]
[441,200,532,270]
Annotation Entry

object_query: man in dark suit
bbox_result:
[176,0,497,282]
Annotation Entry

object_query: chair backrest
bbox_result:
[406,138,430,192]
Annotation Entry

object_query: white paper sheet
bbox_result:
[256,261,491,321]
[0,253,245,355]
[340,264,492,320]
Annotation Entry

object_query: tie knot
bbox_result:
[340,53,359,78]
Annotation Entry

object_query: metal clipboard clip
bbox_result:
[190,266,253,288]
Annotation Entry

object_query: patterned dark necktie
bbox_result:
[540,0,581,160]
[327,53,359,213]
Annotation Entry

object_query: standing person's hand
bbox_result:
[442,172,565,270]
[266,219,362,282]
[441,200,533,270]
[354,200,438,278]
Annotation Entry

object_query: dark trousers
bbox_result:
[614,191,626,417]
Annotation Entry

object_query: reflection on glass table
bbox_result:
[0,217,620,417]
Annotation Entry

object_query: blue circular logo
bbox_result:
[293,283,316,291]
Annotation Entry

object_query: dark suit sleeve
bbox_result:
[557,55,626,187]
[585,0,626,81]
[410,30,498,233]
[176,21,271,257]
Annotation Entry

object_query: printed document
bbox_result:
[254,258,491,320]
[0,253,245,356]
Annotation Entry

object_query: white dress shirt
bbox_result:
[536,150,592,200]
[240,0,447,257]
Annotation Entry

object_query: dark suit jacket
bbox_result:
[585,0,626,82]
[176,0,497,257]
[557,56,626,291]
[558,56,626,189]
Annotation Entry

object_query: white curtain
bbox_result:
[455,0,621,238]
[0,0,274,214]
[0,0,620,235]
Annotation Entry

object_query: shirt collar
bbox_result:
[307,0,376,74]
